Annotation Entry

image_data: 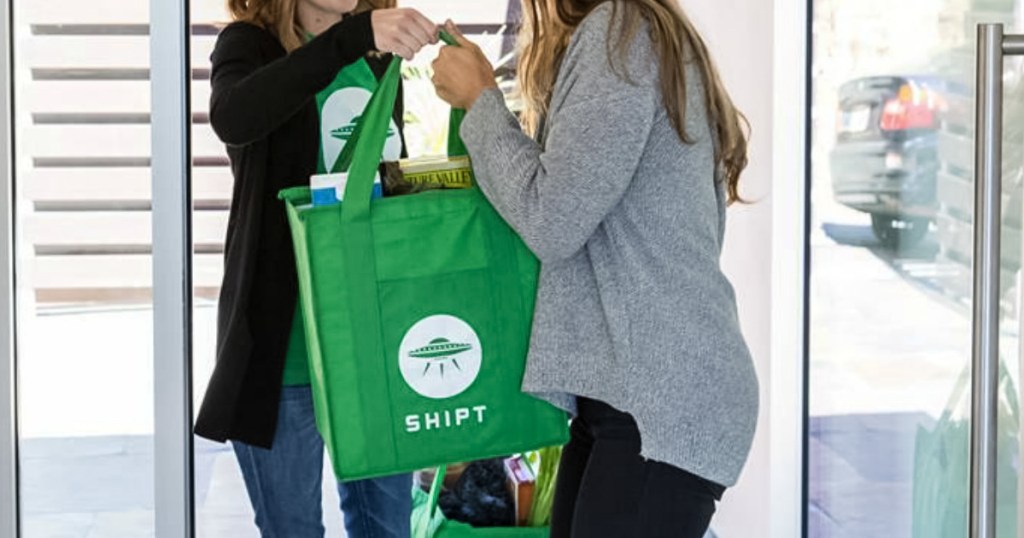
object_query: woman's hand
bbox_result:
[431,21,498,110]
[372,8,438,61]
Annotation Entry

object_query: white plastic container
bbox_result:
[310,172,382,206]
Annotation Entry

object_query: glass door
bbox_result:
[11,0,157,536]
[808,0,1021,536]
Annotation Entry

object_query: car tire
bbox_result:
[871,214,930,250]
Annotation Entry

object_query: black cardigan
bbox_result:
[194,12,401,447]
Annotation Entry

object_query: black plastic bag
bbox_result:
[436,459,515,528]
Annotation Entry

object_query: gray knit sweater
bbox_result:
[460,3,759,487]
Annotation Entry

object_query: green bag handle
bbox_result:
[428,464,447,519]
[328,58,400,176]
[439,30,469,158]
[337,57,403,222]
[337,31,471,221]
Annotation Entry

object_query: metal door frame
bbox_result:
[0,0,17,533]
[151,0,195,536]
[0,0,197,535]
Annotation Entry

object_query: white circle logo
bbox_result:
[399,315,482,400]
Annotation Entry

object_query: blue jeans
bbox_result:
[233,385,412,538]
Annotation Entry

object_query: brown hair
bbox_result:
[227,0,394,52]
[518,0,749,203]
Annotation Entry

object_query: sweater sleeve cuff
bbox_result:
[460,88,527,214]
[460,88,516,152]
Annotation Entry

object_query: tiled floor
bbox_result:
[18,433,731,537]
[19,414,938,538]
[14,305,723,537]
[20,436,348,537]
[807,413,932,538]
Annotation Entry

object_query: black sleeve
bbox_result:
[397,80,408,159]
[209,12,376,147]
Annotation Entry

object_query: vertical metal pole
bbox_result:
[151,0,194,535]
[972,22,1002,538]
[0,0,16,534]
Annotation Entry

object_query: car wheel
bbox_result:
[871,215,930,250]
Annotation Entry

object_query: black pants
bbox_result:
[550,398,725,538]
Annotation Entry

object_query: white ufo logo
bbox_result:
[399,315,482,399]
[408,338,473,377]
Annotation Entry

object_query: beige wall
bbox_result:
[697,0,775,532]
[683,0,806,535]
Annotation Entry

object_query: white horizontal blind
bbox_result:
[17,1,227,305]
[20,0,518,306]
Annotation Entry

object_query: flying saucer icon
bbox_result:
[331,116,396,141]
[408,338,472,377]
[399,315,482,399]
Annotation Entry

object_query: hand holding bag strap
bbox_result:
[336,87,468,171]
[337,31,469,186]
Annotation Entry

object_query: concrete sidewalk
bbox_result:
[17,304,347,537]
[21,434,349,537]
[12,301,729,537]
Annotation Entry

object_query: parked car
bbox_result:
[932,45,1024,313]
[830,75,950,249]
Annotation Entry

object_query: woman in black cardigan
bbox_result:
[193,1,435,536]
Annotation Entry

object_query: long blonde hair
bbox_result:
[518,0,749,203]
[227,0,394,52]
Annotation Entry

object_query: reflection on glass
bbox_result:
[13,0,156,536]
[810,0,1020,536]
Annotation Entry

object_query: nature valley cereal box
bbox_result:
[381,156,475,197]
[400,156,474,190]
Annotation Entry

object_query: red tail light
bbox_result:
[880,83,943,131]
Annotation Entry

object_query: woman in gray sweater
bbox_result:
[431,1,758,536]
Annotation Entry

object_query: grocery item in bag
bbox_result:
[438,459,516,528]
[382,156,474,196]
[310,171,382,206]
[504,456,536,527]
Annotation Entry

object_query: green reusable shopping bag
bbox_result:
[411,465,550,538]
[279,58,569,481]
[910,361,1019,538]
